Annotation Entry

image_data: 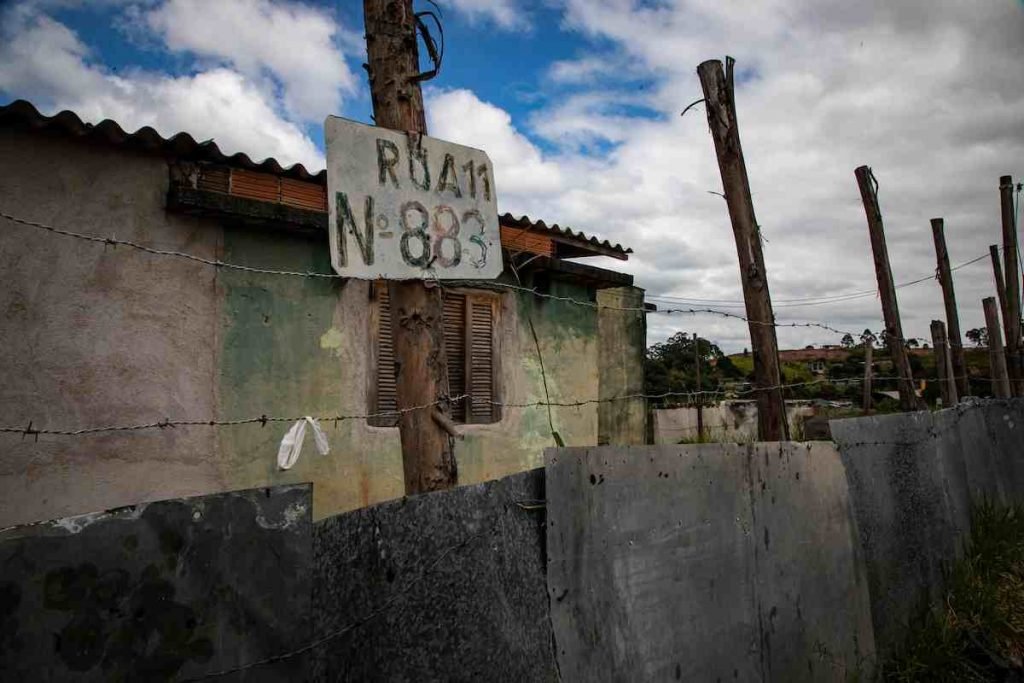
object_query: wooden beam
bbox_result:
[854,166,925,412]
[697,57,788,441]
[364,0,456,493]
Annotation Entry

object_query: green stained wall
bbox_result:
[0,127,619,527]
[215,231,599,520]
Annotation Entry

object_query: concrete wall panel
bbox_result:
[545,442,875,682]
[312,468,557,682]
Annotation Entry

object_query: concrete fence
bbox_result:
[547,398,1024,681]
[653,400,822,443]
[1,399,1020,681]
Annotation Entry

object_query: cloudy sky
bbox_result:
[1,0,1022,352]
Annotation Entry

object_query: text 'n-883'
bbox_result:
[325,116,503,280]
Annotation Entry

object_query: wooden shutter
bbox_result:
[443,292,467,422]
[466,296,496,423]
[370,286,398,427]
[372,287,496,425]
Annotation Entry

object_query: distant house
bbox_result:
[0,100,646,527]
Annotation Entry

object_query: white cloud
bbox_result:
[438,0,527,30]
[426,88,563,200]
[428,0,1024,351]
[142,0,357,122]
[0,8,323,168]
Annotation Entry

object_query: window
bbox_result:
[369,284,500,427]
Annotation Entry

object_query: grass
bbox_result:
[882,502,1024,681]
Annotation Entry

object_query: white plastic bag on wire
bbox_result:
[277,417,330,470]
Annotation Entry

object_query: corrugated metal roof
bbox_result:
[0,99,324,181]
[500,213,633,258]
[0,99,633,257]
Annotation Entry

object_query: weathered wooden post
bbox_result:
[697,57,788,441]
[854,166,925,412]
[930,218,967,399]
[983,297,1012,398]
[1000,176,1022,396]
[362,0,455,492]
[694,333,704,442]
[862,340,874,413]
[991,244,1011,340]
[930,320,957,408]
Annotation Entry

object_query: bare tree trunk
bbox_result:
[854,166,925,412]
[697,57,788,441]
[930,218,967,399]
[364,0,456,493]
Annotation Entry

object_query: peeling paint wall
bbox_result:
[0,131,606,525]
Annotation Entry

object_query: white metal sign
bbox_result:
[325,115,503,280]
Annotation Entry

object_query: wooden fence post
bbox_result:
[862,341,874,413]
[930,320,957,408]
[1000,176,1022,396]
[854,166,925,411]
[697,57,788,441]
[991,244,1011,339]
[694,333,704,442]
[983,296,1012,398]
[930,218,967,399]
[363,0,457,493]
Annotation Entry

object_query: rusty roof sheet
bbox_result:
[500,213,633,258]
[0,99,325,182]
[1,99,633,257]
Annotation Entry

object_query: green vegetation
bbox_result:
[644,332,743,404]
[883,502,1024,681]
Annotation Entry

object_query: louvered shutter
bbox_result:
[443,292,467,422]
[372,287,496,425]
[466,296,496,423]
[371,286,398,426]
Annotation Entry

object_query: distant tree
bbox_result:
[645,332,735,402]
[841,333,855,349]
[966,327,989,347]
[861,329,877,348]
[906,338,919,349]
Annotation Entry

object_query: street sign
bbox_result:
[325,116,504,280]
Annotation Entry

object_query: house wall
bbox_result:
[0,130,601,526]
[597,286,647,445]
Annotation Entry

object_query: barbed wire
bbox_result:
[3,373,1000,440]
[0,210,985,345]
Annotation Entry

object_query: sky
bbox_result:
[1,0,1022,353]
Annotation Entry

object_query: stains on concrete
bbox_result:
[0,484,312,680]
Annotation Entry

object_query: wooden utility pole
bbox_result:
[930,218,967,399]
[364,0,457,493]
[930,320,957,408]
[999,175,1022,396]
[862,341,874,413]
[983,297,1012,398]
[854,166,925,412]
[694,333,704,442]
[697,57,788,441]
